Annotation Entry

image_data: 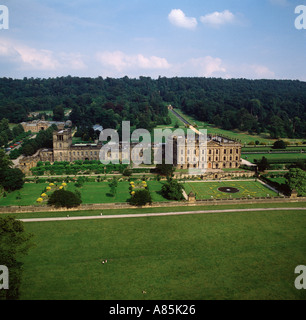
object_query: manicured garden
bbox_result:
[183,181,279,200]
[0,179,281,207]
[0,180,168,206]
[19,209,306,300]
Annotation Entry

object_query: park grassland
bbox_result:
[20,209,306,300]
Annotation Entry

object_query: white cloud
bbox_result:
[200,10,236,27]
[227,63,276,79]
[187,56,227,77]
[0,38,86,72]
[168,9,198,30]
[96,51,171,73]
[248,64,275,79]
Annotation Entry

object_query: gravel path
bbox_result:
[19,207,306,223]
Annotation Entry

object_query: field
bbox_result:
[242,153,306,164]
[19,209,306,300]
[0,181,168,206]
[183,181,279,199]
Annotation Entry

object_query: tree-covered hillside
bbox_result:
[0,76,305,138]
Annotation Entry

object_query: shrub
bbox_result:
[48,190,82,208]
[129,189,152,206]
[161,179,185,201]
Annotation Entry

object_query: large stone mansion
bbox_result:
[18,127,242,175]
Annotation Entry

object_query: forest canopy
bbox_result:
[0,76,305,139]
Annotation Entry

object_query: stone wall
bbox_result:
[0,197,305,214]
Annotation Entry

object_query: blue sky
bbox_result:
[0,0,305,80]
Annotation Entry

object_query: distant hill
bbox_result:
[0,76,305,138]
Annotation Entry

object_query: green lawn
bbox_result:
[0,181,168,206]
[183,181,279,199]
[242,153,306,164]
[20,209,306,300]
[0,184,45,206]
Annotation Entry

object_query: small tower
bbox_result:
[53,129,72,161]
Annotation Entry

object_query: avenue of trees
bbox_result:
[0,76,305,139]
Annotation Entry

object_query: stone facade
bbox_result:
[173,134,242,171]
[21,118,67,133]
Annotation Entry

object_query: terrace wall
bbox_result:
[0,197,305,214]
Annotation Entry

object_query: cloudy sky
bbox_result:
[0,0,305,80]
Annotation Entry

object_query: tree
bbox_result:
[53,105,65,121]
[285,168,306,196]
[0,217,34,300]
[273,140,286,149]
[257,156,269,172]
[48,190,82,208]
[129,189,152,206]
[0,150,25,191]
[0,168,25,191]
[108,177,118,197]
[161,179,185,201]
[155,164,175,177]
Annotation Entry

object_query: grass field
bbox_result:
[0,181,168,206]
[19,209,306,300]
[242,153,306,164]
[183,181,279,199]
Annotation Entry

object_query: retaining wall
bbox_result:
[0,197,305,214]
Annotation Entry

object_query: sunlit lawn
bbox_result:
[20,209,306,300]
[183,181,279,200]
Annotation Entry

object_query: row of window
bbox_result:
[180,162,239,169]
[182,148,240,155]
[181,156,239,162]
[58,151,98,156]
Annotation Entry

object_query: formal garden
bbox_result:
[0,178,281,207]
